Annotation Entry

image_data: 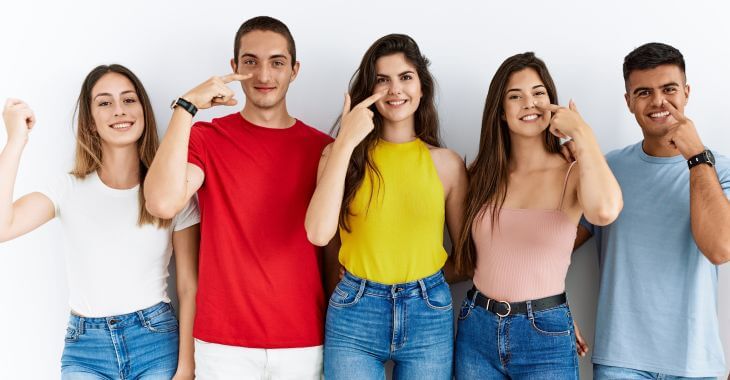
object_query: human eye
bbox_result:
[123,96,138,104]
[97,100,111,107]
[401,74,413,81]
[243,59,256,65]
[507,94,520,100]
[664,87,677,94]
[376,77,388,84]
[534,90,547,96]
[637,90,650,97]
[273,60,286,67]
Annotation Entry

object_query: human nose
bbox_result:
[113,99,125,116]
[387,80,402,95]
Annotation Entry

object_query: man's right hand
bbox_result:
[2,99,35,144]
[181,73,252,110]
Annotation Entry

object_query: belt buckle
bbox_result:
[496,300,511,317]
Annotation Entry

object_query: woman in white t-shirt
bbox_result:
[0,64,199,379]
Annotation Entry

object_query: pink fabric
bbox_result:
[472,162,577,302]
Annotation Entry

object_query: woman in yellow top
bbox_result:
[305,34,467,379]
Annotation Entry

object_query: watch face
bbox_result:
[707,150,716,165]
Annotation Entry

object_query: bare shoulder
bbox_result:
[427,145,465,170]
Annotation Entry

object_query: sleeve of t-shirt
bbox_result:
[172,196,200,232]
[37,174,73,218]
[187,123,207,174]
[579,216,595,235]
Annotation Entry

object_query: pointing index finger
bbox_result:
[533,101,560,112]
[355,90,387,109]
[662,99,685,121]
[221,73,253,83]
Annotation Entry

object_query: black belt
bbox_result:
[466,286,567,317]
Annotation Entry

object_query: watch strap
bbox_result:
[687,150,714,169]
[171,97,197,117]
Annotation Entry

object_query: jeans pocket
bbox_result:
[529,305,572,337]
[64,326,79,343]
[143,306,179,333]
[423,281,453,311]
[328,282,362,309]
[457,298,473,320]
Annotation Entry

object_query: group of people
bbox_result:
[1,14,728,380]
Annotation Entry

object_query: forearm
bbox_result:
[690,164,730,264]
[175,288,196,377]
[305,140,355,246]
[0,140,25,230]
[572,129,623,225]
[145,109,194,217]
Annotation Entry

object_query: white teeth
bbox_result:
[649,111,670,118]
[386,100,406,106]
[521,114,539,121]
[111,122,132,129]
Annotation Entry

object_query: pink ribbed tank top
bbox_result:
[472,162,577,302]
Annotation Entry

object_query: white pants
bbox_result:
[194,339,323,380]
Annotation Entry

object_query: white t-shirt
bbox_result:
[41,171,200,317]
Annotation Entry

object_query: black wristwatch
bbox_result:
[687,149,715,169]
[170,97,197,117]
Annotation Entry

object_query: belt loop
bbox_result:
[356,277,367,299]
[526,300,534,319]
[77,316,85,335]
[470,288,479,308]
[418,279,427,300]
[136,310,147,327]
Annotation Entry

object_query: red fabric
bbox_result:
[188,112,333,348]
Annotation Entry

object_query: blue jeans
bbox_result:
[61,302,179,379]
[455,293,578,379]
[324,270,453,379]
[594,364,718,380]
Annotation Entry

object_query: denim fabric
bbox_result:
[594,364,719,380]
[61,302,179,379]
[324,270,453,379]
[455,293,578,379]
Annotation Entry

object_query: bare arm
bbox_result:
[431,148,470,284]
[539,100,623,226]
[689,164,730,264]
[145,74,251,219]
[0,99,55,243]
[304,91,385,246]
[171,224,200,380]
[661,100,730,265]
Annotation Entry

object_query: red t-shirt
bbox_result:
[188,112,333,348]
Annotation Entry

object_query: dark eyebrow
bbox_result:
[93,90,135,101]
[507,84,545,93]
[240,53,288,61]
[633,82,680,95]
[376,71,416,78]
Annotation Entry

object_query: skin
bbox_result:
[305,53,467,291]
[575,64,730,265]
[0,73,199,378]
[144,30,300,219]
[495,68,622,356]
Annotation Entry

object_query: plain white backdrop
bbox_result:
[0,0,728,378]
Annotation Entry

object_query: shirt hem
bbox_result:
[592,356,726,378]
[193,332,323,349]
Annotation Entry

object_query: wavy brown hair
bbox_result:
[333,34,442,231]
[453,52,560,275]
[72,64,170,228]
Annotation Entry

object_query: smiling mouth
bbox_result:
[109,122,133,129]
[385,99,407,106]
[254,86,276,92]
[648,111,670,119]
[520,113,541,121]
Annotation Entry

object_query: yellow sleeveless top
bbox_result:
[339,138,447,284]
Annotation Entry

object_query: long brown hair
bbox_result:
[72,64,170,228]
[333,34,442,232]
[453,52,560,275]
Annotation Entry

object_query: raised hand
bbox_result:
[337,90,387,149]
[2,99,36,143]
[181,73,253,110]
[535,99,588,139]
[662,99,705,159]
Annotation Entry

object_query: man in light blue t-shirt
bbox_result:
[577,42,730,379]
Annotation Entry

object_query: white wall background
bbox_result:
[1,0,728,378]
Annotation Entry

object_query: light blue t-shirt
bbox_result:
[581,141,729,377]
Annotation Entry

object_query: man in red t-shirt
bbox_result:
[145,16,333,378]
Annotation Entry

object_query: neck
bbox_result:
[641,134,681,157]
[508,132,553,172]
[240,100,295,129]
[98,143,140,189]
[381,117,417,143]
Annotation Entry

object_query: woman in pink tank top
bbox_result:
[451,52,623,379]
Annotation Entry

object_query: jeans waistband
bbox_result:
[69,302,173,330]
[341,270,446,298]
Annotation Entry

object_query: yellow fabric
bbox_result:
[339,138,447,284]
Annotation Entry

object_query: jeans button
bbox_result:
[109,319,117,325]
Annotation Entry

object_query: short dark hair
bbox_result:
[233,16,296,68]
[623,42,685,84]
